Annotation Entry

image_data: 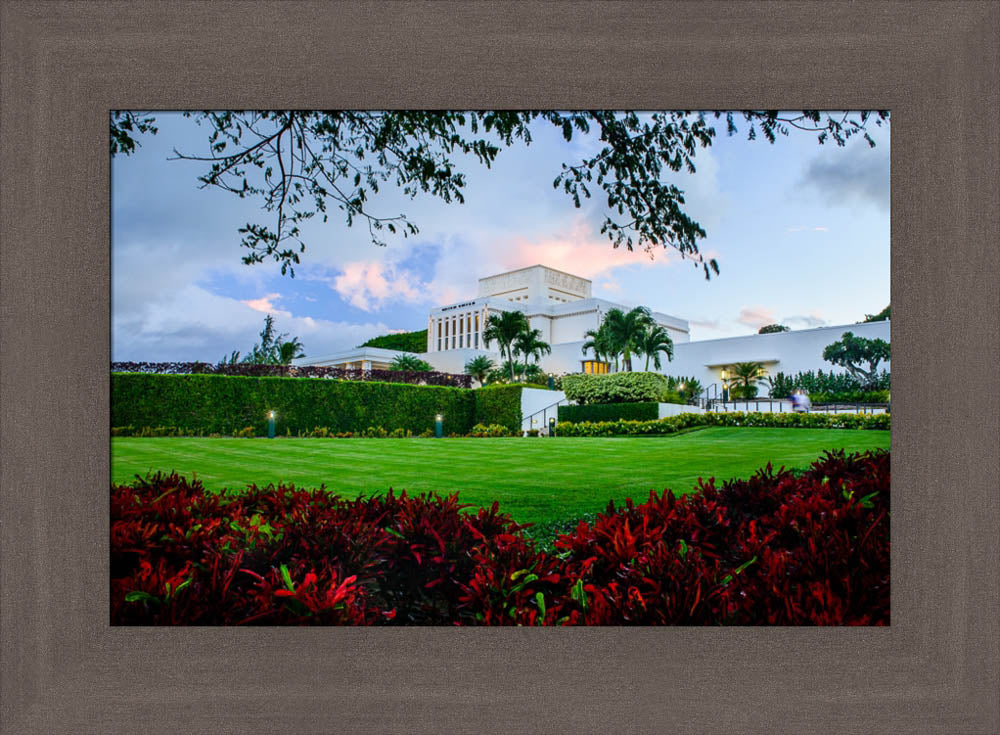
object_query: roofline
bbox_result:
[685,320,890,347]
[477,264,593,284]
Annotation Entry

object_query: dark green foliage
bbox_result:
[556,411,890,437]
[559,402,659,423]
[232,313,306,365]
[562,372,674,405]
[810,390,890,404]
[361,329,428,352]
[389,354,433,372]
[758,324,790,334]
[822,332,891,387]
[863,305,890,322]
[473,384,523,433]
[111,373,475,436]
[767,369,891,399]
[112,110,888,278]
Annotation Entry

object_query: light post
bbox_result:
[721,369,729,402]
[434,413,443,438]
[267,410,275,439]
[548,417,556,437]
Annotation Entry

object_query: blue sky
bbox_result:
[112,112,889,362]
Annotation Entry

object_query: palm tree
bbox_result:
[390,354,433,372]
[513,327,551,380]
[728,361,766,399]
[464,355,495,386]
[638,324,674,371]
[523,363,544,384]
[276,337,306,365]
[483,310,529,382]
[676,376,704,404]
[581,323,614,371]
[603,306,654,371]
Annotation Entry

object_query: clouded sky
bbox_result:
[112,112,890,362]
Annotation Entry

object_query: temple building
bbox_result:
[422,265,689,375]
[301,264,890,397]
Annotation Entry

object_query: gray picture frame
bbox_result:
[2,1,998,732]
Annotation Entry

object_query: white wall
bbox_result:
[663,321,891,398]
[423,348,500,377]
[521,388,567,433]
[658,403,705,417]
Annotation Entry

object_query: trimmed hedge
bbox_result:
[473,384,523,433]
[562,372,681,405]
[556,411,890,437]
[559,402,659,423]
[112,373,475,436]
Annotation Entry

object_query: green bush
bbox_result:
[473,384,523,433]
[556,411,890,437]
[558,402,659,423]
[112,373,475,436]
[467,423,516,437]
[562,372,676,405]
[810,390,890,404]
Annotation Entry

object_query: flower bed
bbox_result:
[112,450,889,625]
[556,410,890,436]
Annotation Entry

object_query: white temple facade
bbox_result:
[422,265,689,375]
[301,264,890,398]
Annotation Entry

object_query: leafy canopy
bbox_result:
[758,324,790,334]
[822,332,890,387]
[224,314,305,365]
[863,305,890,322]
[389,354,433,372]
[111,110,889,277]
[361,329,428,352]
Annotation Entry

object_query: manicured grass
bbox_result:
[112,427,890,528]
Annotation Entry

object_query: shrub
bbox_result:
[112,373,475,436]
[767,369,890,399]
[111,361,471,388]
[111,474,534,625]
[467,423,515,438]
[562,372,672,405]
[559,402,659,423]
[548,449,890,624]
[473,384,522,433]
[112,450,889,625]
[526,429,540,437]
[810,390,890,404]
[555,411,890,437]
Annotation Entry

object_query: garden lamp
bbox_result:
[434,413,443,438]
[549,417,556,437]
[267,410,276,439]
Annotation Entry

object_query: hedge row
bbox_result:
[112,373,480,436]
[111,362,472,387]
[558,402,659,423]
[556,410,890,436]
[473,385,523,433]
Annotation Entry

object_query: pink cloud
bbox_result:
[332,261,425,311]
[241,293,290,317]
[737,305,778,329]
[496,220,676,281]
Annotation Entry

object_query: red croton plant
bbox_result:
[111,449,889,625]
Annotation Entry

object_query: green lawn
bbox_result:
[112,427,889,528]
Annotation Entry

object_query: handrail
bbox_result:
[522,397,572,432]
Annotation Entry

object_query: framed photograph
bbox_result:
[2,1,998,732]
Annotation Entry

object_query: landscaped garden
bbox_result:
[112,427,889,530]
[110,370,891,626]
